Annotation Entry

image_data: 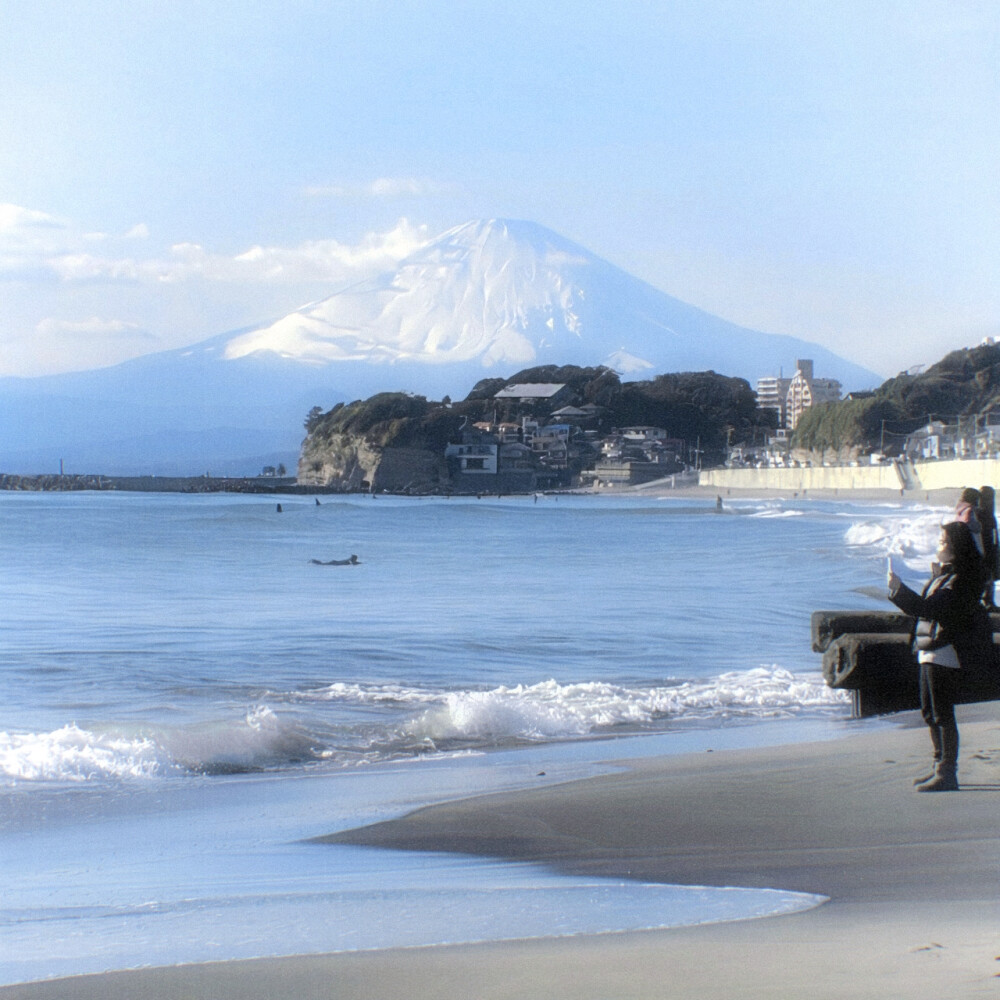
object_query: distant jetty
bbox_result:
[0,474,334,495]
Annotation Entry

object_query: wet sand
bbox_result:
[5,705,1000,999]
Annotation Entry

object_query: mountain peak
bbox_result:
[218,218,877,393]
[433,217,585,252]
[222,217,597,368]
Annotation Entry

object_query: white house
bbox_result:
[444,440,498,474]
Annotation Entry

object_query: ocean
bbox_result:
[0,490,948,985]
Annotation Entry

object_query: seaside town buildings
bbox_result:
[443,383,687,491]
[747,358,1000,471]
[443,392,1000,493]
[903,416,1000,462]
[741,359,842,468]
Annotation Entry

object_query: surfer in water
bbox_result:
[310,555,360,566]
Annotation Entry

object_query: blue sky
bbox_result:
[1,0,997,378]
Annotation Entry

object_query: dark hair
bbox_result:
[942,520,981,579]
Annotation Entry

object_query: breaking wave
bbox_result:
[843,508,946,571]
[402,669,845,742]
[1,669,850,787]
[0,725,163,783]
[0,707,316,786]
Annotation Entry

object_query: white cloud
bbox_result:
[151,220,429,285]
[226,221,429,282]
[47,254,143,282]
[2,316,161,375]
[0,205,74,271]
[303,177,448,200]
[35,316,156,343]
[0,211,429,288]
[0,207,433,375]
[81,223,151,243]
[0,204,153,278]
[0,203,68,233]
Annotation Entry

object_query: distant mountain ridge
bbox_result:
[0,218,880,475]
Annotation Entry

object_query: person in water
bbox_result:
[309,555,360,565]
[887,520,992,791]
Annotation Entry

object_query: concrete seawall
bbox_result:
[700,458,1000,494]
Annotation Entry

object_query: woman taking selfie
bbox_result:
[887,520,992,791]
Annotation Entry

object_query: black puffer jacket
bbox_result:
[889,569,993,671]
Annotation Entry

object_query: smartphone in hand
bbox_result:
[886,554,898,590]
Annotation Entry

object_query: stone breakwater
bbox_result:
[0,474,321,494]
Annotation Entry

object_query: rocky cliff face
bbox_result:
[297,392,454,493]
[297,434,449,493]
[297,432,380,489]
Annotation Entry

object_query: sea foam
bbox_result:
[395,668,849,746]
[844,509,945,571]
[0,724,162,783]
[0,708,318,785]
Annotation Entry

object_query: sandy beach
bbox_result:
[5,704,999,999]
[630,480,962,505]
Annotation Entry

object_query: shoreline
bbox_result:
[7,706,1000,999]
[0,471,962,505]
[321,706,1000,903]
[634,482,954,502]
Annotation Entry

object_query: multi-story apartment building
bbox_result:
[757,360,841,431]
[785,360,841,430]
[755,374,792,427]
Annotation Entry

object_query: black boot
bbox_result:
[917,766,959,792]
[913,727,943,785]
[918,726,958,792]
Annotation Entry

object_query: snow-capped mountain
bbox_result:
[0,219,879,475]
[220,218,875,384]
[223,220,606,369]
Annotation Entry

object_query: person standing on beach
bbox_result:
[954,487,984,556]
[887,520,993,791]
[978,486,999,607]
